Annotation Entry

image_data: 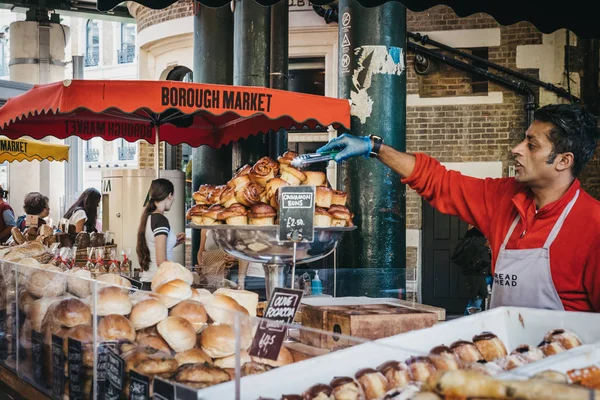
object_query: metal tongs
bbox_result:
[290,150,339,168]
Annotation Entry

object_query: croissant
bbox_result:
[249,157,279,187]
[235,182,263,207]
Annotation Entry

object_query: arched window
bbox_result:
[85,20,99,67]
[118,23,136,64]
[166,66,193,82]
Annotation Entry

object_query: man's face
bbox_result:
[511,120,562,188]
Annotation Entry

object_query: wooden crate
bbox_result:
[300,303,438,349]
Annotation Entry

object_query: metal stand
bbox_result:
[263,262,290,301]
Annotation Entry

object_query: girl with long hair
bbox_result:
[137,178,185,281]
[62,188,101,233]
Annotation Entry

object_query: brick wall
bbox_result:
[136,0,194,32]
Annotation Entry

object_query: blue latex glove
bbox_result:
[316,133,372,162]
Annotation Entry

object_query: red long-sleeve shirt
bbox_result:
[402,153,600,312]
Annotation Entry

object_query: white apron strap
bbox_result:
[543,189,580,249]
[502,215,521,247]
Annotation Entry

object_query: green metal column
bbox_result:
[191,4,234,264]
[337,0,407,298]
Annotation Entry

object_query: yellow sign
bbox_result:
[0,137,69,163]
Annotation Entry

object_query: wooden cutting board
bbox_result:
[300,303,438,349]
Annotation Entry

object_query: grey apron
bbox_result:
[490,190,579,310]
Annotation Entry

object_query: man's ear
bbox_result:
[555,152,574,173]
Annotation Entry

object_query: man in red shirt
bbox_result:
[318,104,600,312]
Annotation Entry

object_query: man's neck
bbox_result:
[530,177,575,210]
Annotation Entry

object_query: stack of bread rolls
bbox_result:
[187,152,354,228]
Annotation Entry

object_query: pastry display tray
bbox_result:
[197,307,600,400]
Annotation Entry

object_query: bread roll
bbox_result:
[66,268,92,298]
[250,346,294,367]
[355,368,388,400]
[157,316,196,353]
[169,300,208,333]
[129,299,168,330]
[218,203,248,225]
[302,171,327,186]
[11,227,25,245]
[187,204,209,225]
[214,288,259,318]
[54,298,92,328]
[280,165,307,186]
[200,324,252,358]
[151,261,194,292]
[205,294,249,324]
[202,204,225,225]
[29,296,64,331]
[97,274,132,291]
[27,267,67,298]
[174,364,231,387]
[98,315,136,342]
[190,288,214,305]
[175,348,213,366]
[472,332,508,362]
[331,190,348,206]
[136,332,173,354]
[214,350,252,369]
[248,203,277,226]
[97,286,132,316]
[155,279,193,308]
[314,207,332,227]
[316,186,333,208]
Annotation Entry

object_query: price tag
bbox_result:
[278,186,315,243]
[153,377,174,400]
[249,288,303,361]
[175,383,197,400]
[95,341,117,398]
[51,334,64,398]
[68,338,84,400]
[0,308,6,362]
[31,330,44,385]
[25,214,39,228]
[105,347,124,400]
[129,371,150,400]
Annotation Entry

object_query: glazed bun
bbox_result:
[151,261,194,291]
[265,178,289,201]
[248,203,277,226]
[97,273,132,291]
[214,351,252,369]
[214,288,259,318]
[302,171,327,187]
[97,287,133,316]
[169,300,208,333]
[27,267,67,298]
[98,314,136,342]
[218,203,248,226]
[219,187,238,208]
[193,184,215,205]
[202,204,225,225]
[316,186,333,208]
[207,185,227,205]
[200,324,252,358]
[53,298,92,328]
[157,316,196,353]
[249,157,278,187]
[129,299,168,330]
[331,190,348,206]
[175,348,213,366]
[329,205,353,227]
[188,204,209,225]
[277,151,298,166]
[155,279,193,308]
[251,346,294,367]
[205,294,249,324]
[66,268,92,298]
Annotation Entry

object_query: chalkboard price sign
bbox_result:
[51,334,65,398]
[124,276,144,291]
[0,308,7,362]
[129,371,150,400]
[153,377,174,400]
[249,287,304,361]
[31,330,44,384]
[175,383,197,400]
[105,347,124,400]
[68,338,84,400]
[95,341,117,398]
[278,186,315,243]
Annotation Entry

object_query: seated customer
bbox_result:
[17,192,50,231]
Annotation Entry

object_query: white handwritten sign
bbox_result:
[278,186,315,242]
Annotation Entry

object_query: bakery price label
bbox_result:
[105,347,125,400]
[129,371,150,400]
[278,186,315,243]
[153,377,175,400]
[31,329,44,385]
[249,287,304,361]
[68,338,84,400]
[51,334,65,398]
[95,341,117,398]
[175,383,197,400]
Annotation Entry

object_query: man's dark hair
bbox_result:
[534,104,599,176]
[23,192,49,215]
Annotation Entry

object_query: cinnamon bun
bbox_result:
[218,204,248,225]
[249,157,279,187]
[193,184,215,205]
[235,182,263,207]
[277,151,298,166]
[248,204,277,226]
[280,164,307,185]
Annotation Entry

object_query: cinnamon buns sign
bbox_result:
[278,186,316,243]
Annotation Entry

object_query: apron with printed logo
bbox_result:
[490,190,579,310]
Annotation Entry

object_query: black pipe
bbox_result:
[408,32,579,103]
[312,4,338,23]
[269,0,289,159]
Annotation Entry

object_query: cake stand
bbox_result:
[190,224,356,300]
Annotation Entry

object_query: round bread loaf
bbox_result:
[169,300,208,333]
[27,267,67,298]
[190,288,213,305]
[28,296,64,332]
[200,324,252,358]
[98,315,136,342]
[53,298,92,328]
[174,348,213,366]
[214,288,259,318]
[154,279,192,308]
[214,351,252,369]
[251,345,294,367]
[205,294,249,324]
[151,261,193,292]
[136,333,173,354]
[97,287,132,316]
[156,316,196,353]
[66,268,92,298]
[129,299,168,330]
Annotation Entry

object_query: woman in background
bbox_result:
[17,192,50,231]
[137,178,185,282]
[61,188,101,233]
